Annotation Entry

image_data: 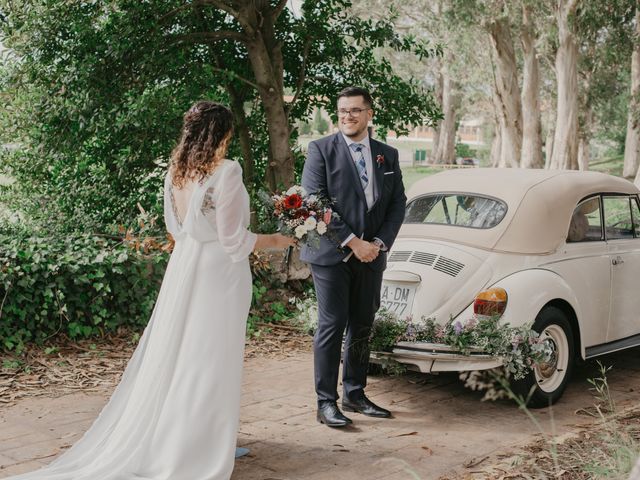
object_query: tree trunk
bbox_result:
[226,83,256,200]
[431,61,444,162]
[228,1,294,190]
[490,123,502,167]
[550,0,579,170]
[214,48,255,190]
[623,7,640,179]
[578,105,591,170]
[245,36,294,190]
[489,53,504,167]
[544,106,555,168]
[433,63,458,165]
[545,127,554,168]
[577,137,590,170]
[629,456,640,480]
[520,5,543,168]
[488,17,522,168]
[577,73,593,171]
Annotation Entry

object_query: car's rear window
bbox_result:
[404,193,508,229]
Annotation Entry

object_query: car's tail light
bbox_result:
[474,287,508,317]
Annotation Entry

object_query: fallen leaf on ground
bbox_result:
[388,431,418,438]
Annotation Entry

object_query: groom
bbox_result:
[301,87,406,428]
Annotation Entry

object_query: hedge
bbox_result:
[0,232,168,353]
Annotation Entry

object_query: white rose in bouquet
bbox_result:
[316,221,327,235]
[294,225,307,239]
[303,216,317,231]
[286,185,307,197]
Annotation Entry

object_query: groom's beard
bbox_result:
[341,123,368,141]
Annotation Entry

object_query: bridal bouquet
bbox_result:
[269,185,338,248]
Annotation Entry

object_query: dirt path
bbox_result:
[1,346,639,479]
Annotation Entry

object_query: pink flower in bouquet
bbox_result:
[323,209,332,224]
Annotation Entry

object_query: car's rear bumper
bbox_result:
[370,341,503,373]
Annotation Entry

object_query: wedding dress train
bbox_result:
[9,160,257,480]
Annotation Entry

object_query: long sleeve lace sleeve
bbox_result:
[163,173,180,237]
[214,162,257,262]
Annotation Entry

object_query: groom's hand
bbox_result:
[346,237,380,263]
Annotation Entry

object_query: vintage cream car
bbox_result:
[381,168,640,406]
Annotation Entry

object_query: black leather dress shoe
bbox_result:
[342,396,391,418]
[317,402,352,427]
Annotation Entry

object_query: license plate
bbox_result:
[380,282,416,319]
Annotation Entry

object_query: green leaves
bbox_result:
[0,230,168,351]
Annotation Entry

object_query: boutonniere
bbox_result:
[376,154,385,168]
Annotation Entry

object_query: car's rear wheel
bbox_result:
[512,306,575,408]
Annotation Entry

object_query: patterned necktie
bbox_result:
[349,143,369,189]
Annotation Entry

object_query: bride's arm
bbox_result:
[215,163,294,260]
[254,233,295,250]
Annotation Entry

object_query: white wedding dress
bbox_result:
[9,160,257,480]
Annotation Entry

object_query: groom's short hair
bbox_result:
[337,87,373,109]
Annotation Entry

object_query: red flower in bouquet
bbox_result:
[295,208,310,219]
[283,193,303,210]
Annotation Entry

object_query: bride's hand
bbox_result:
[272,233,297,249]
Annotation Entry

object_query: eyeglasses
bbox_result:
[337,108,369,118]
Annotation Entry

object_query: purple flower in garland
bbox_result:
[453,321,463,335]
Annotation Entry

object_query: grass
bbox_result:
[400,165,448,189]
[590,154,625,177]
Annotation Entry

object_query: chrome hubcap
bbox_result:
[534,324,569,393]
[538,338,558,379]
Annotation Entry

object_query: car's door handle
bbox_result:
[612,256,625,266]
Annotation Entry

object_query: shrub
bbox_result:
[0,230,168,353]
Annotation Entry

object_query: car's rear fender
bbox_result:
[476,268,585,359]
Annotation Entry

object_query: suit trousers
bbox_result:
[310,256,383,405]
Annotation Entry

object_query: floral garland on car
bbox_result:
[294,298,553,381]
[369,309,553,380]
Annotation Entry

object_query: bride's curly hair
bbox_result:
[170,101,234,188]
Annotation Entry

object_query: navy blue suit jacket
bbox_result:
[300,132,406,272]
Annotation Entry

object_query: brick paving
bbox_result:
[1,347,639,479]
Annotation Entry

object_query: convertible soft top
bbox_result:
[401,168,640,254]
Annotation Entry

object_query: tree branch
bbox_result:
[158,0,240,23]
[158,1,209,23]
[209,65,261,90]
[308,75,333,83]
[201,0,240,19]
[158,1,255,36]
[272,0,289,20]
[286,39,312,117]
[172,30,248,45]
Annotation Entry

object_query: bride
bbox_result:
[9,101,295,480]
